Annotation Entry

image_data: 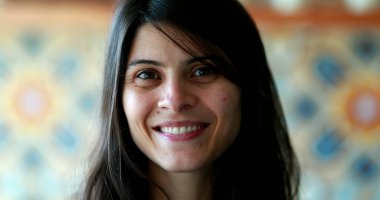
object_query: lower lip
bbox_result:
[159,129,204,141]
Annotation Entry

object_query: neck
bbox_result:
[149,163,213,200]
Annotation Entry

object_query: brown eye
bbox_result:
[192,66,217,77]
[137,69,160,80]
[190,65,220,83]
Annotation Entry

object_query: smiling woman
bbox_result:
[123,23,241,174]
[82,0,300,200]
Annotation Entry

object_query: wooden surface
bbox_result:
[245,4,380,27]
[0,1,113,27]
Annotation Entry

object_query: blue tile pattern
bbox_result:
[0,21,106,200]
[263,27,380,200]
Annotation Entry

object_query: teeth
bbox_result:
[160,125,201,134]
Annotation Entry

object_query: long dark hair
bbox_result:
[83,0,300,199]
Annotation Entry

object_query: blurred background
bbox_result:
[0,0,379,199]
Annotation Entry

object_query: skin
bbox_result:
[122,23,241,199]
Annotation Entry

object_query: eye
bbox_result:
[190,65,219,83]
[127,68,162,88]
[137,69,160,80]
[192,65,217,77]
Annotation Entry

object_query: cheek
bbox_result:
[122,90,155,145]
[215,88,240,109]
[203,87,241,133]
[215,87,241,123]
[212,87,241,149]
[214,95,230,112]
[122,90,151,123]
[221,96,228,104]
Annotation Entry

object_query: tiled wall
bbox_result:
[261,25,380,200]
[0,2,110,199]
[247,1,380,199]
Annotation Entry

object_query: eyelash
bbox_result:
[136,69,160,80]
[192,65,217,77]
[135,65,217,80]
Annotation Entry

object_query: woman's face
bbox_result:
[122,23,241,172]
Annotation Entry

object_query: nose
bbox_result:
[157,78,196,112]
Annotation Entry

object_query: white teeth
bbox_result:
[160,125,201,134]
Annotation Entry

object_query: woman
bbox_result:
[83,0,300,199]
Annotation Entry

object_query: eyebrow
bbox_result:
[127,55,218,68]
[185,56,218,65]
[127,59,163,68]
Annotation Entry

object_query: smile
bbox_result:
[160,125,201,135]
[153,122,209,141]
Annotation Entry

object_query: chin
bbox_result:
[158,159,210,173]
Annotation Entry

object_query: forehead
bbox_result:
[132,23,167,47]
[128,23,190,61]
[132,22,217,56]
